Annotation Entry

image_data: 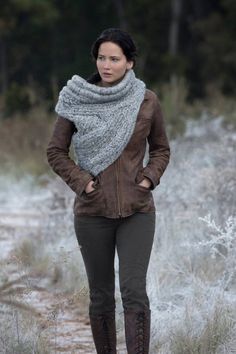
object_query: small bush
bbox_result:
[0,309,51,354]
[4,82,31,117]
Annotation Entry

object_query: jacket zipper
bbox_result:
[115,157,122,218]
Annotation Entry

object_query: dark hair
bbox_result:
[87,28,137,84]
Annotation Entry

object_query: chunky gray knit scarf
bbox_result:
[55,69,146,176]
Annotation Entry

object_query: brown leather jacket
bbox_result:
[47,89,170,218]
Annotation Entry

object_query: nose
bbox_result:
[103,59,111,70]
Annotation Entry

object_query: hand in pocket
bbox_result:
[138,177,151,189]
[85,180,96,194]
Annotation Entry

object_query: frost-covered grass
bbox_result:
[167,298,235,353]
[0,176,89,353]
[147,115,236,353]
[0,115,235,352]
[0,308,50,354]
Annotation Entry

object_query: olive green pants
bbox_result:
[74,212,155,316]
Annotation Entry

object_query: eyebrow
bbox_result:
[98,54,121,58]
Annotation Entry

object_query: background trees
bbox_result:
[0,0,235,115]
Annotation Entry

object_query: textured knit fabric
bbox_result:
[55,69,146,176]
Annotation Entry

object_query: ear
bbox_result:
[127,61,134,70]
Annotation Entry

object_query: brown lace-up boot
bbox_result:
[89,311,117,353]
[124,308,151,354]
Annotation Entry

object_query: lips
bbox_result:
[103,73,112,77]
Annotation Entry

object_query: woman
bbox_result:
[47,28,170,354]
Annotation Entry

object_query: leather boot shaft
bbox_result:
[124,308,151,354]
[89,311,117,353]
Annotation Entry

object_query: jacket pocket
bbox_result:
[134,169,151,191]
[135,168,145,184]
[82,175,101,198]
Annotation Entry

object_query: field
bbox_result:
[0,114,235,353]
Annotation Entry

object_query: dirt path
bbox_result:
[0,209,127,353]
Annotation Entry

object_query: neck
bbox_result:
[97,72,127,88]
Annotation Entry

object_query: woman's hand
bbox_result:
[138,177,152,189]
[85,177,151,194]
[85,180,96,194]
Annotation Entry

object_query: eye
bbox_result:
[111,57,119,62]
[98,56,105,61]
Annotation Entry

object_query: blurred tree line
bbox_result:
[0,0,236,116]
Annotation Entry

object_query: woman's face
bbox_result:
[96,41,133,87]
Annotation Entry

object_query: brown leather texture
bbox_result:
[47,89,170,218]
[89,312,117,353]
[124,308,151,354]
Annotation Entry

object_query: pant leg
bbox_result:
[74,215,117,316]
[116,212,156,311]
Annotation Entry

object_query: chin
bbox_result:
[102,78,120,87]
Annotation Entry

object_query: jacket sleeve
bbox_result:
[46,115,94,196]
[142,94,170,190]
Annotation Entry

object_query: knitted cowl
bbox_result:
[55,69,146,176]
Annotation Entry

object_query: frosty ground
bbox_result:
[0,116,235,353]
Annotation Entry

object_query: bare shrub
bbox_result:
[0,308,50,354]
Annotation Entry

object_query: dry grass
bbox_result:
[11,235,89,303]
[0,307,51,354]
[154,79,236,138]
[0,269,51,352]
[168,300,235,354]
[0,229,89,352]
[0,274,41,316]
[0,105,55,176]
[12,235,55,270]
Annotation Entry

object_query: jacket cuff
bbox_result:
[142,168,160,190]
[71,168,94,196]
